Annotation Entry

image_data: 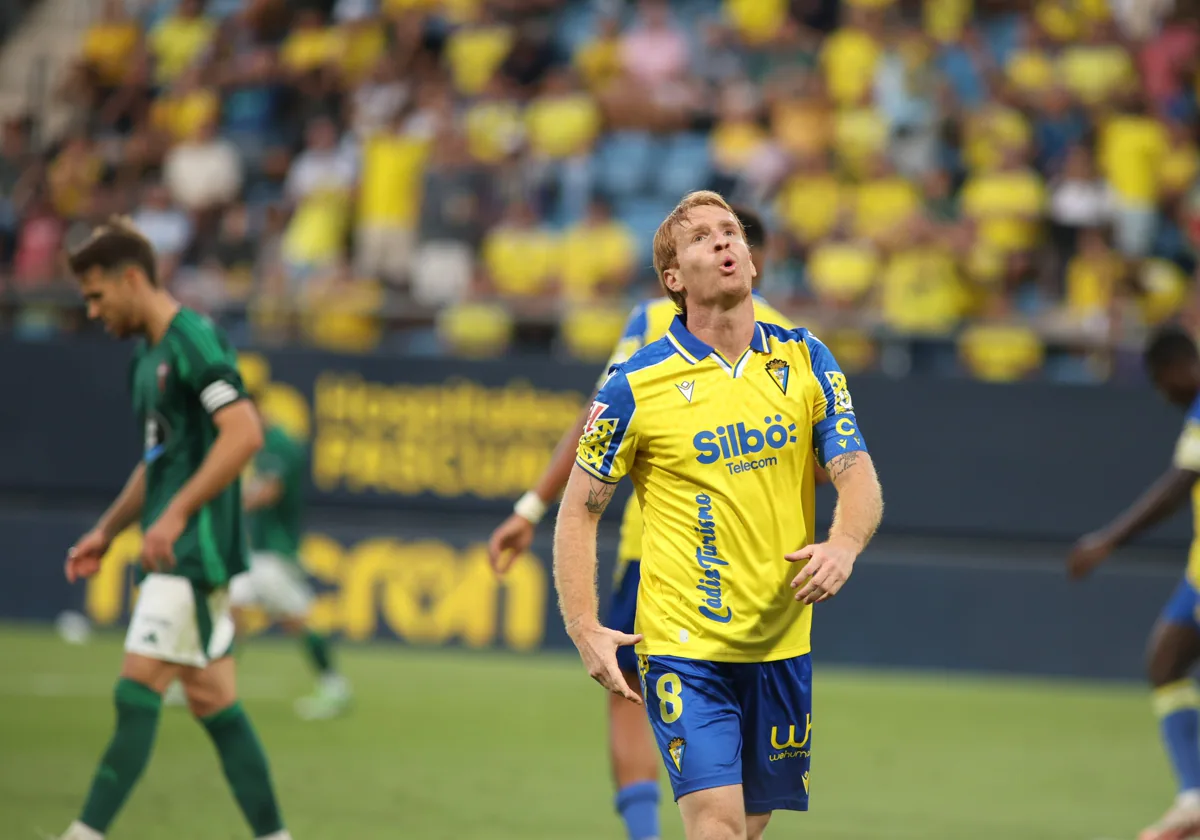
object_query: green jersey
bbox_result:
[130,308,249,589]
[247,425,307,560]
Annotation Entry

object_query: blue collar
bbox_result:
[667,315,769,365]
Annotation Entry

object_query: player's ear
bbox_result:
[662,267,682,294]
[119,263,142,289]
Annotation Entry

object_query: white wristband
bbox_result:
[514,491,547,525]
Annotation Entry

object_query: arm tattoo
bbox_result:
[585,480,616,515]
[826,451,860,482]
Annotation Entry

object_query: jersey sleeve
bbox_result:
[170,324,248,417]
[805,333,869,466]
[595,302,649,390]
[1174,420,1200,472]
[576,367,639,484]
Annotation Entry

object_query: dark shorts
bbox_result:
[638,653,813,813]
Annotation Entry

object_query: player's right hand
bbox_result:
[66,528,111,583]
[569,622,643,704]
[487,513,536,575]
[1067,531,1115,580]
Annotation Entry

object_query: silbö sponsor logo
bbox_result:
[694,493,731,624]
[693,416,797,475]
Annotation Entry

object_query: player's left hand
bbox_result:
[787,538,859,604]
[1067,531,1115,580]
[141,508,185,574]
[569,622,644,704]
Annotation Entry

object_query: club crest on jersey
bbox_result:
[156,362,170,392]
[765,359,789,395]
[668,738,686,772]
[676,380,695,403]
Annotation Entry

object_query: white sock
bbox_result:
[321,673,348,693]
[1178,789,1200,808]
[256,831,292,840]
[64,821,104,840]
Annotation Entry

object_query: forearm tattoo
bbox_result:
[585,480,616,515]
[826,451,860,482]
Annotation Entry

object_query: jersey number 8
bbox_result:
[656,672,683,723]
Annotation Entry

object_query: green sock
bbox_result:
[302,629,334,675]
[79,678,162,832]
[200,702,284,837]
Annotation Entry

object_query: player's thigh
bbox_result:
[119,652,184,693]
[181,655,238,718]
[746,812,771,840]
[734,655,813,815]
[610,669,658,786]
[1150,579,1200,686]
[640,655,743,802]
[677,783,747,840]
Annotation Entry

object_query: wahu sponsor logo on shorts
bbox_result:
[768,715,812,762]
[693,415,797,475]
[693,493,732,624]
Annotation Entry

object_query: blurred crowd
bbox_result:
[2,0,1200,381]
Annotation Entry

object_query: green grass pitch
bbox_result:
[0,623,1175,839]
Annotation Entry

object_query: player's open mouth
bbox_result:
[719,256,737,273]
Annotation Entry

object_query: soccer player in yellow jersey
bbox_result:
[489,207,798,840]
[554,191,883,840]
[1070,326,1200,840]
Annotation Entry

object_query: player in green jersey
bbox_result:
[58,218,292,840]
[231,415,352,720]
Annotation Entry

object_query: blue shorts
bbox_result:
[1161,578,1200,630]
[605,560,641,674]
[638,653,812,813]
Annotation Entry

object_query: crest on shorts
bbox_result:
[765,359,789,395]
[668,737,686,772]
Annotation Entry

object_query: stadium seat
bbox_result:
[595,131,656,199]
[655,132,713,200]
[616,196,681,267]
[553,3,602,57]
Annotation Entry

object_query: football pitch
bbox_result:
[0,623,1173,840]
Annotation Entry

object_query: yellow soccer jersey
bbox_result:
[604,295,796,575]
[577,317,868,663]
[1171,393,1200,588]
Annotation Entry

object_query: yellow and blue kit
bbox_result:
[576,315,867,810]
[602,294,794,674]
[1160,393,1200,628]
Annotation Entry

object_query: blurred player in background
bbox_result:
[554,191,883,840]
[59,219,291,840]
[489,206,801,840]
[1070,325,1200,840]
[231,404,352,720]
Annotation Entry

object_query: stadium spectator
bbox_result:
[163,116,243,213]
[3,0,1199,383]
[147,0,216,86]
